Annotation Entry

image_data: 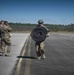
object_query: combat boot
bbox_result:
[2,53,5,56]
[5,53,10,56]
[42,54,46,59]
[7,53,10,56]
[38,56,41,60]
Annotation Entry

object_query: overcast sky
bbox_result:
[0,0,74,25]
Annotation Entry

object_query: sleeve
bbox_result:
[8,26,12,32]
[43,26,50,37]
[0,26,5,32]
[43,26,49,32]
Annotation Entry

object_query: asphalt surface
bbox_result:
[0,33,30,75]
[30,33,74,75]
[11,33,74,75]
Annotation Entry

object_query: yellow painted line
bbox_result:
[24,36,31,75]
[15,58,22,75]
[15,36,29,75]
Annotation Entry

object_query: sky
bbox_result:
[0,0,74,25]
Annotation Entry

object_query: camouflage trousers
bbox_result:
[0,38,1,52]
[35,41,45,57]
[1,37,11,55]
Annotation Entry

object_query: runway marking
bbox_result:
[24,36,31,75]
[14,36,29,75]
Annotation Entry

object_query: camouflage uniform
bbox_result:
[0,21,2,53]
[35,41,45,58]
[0,21,12,56]
[0,20,5,53]
[35,21,49,59]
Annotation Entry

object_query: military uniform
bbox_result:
[0,21,12,56]
[0,21,3,53]
[0,29,1,53]
[35,20,49,59]
[35,41,45,58]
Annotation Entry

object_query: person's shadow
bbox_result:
[17,56,37,59]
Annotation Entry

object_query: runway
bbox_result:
[0,33,29,75]
[11,33,74,75]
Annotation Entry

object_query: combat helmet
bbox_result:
[38,20,44,24]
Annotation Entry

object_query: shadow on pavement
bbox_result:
[17,56,37,59]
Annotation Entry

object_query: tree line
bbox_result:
[9,22,74,32]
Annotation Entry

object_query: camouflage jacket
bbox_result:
[0,24,12,38]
